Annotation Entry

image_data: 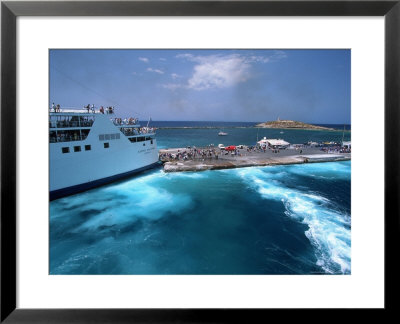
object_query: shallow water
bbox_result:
[50,161,351,275]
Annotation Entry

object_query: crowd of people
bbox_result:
[321,146,351,154]
[50,103,117,115]
[160,147,221,161]
[98,106,114,114]
[159,146,254,162]
[121,127,155,136]
[51,103,61,112]
[113,117,139,125]
[159,141,350,162]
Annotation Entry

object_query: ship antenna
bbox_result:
[146,117,152,128]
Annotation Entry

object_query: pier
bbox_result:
[159,146,351,172]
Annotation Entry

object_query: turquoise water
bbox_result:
[50,147,351,275]
[154,124,351,149]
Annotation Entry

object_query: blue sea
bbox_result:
[49,122,351,275]
[150,121,350,149]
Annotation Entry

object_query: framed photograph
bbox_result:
[1,0,399,322]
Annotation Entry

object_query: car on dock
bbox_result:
[218,144,225,150]
[225,145,236,151]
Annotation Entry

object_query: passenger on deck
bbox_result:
[100,106,104,114]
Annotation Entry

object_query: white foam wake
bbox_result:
[236,165,351,274]
[52,169,194,232]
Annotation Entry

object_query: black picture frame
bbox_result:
[1,0,399,322]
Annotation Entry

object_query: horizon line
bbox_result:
[142,120,351,125]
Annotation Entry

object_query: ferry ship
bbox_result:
[49,105,159,200]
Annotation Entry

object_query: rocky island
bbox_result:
[255,119,335,131]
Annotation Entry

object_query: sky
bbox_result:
[50,49,350,124]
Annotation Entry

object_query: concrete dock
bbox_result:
[159,146,351,172]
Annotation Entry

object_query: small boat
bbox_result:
[280,131,284,134]
[218,131,228,136]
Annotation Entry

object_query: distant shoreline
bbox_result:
[254,127,350,132]
[254,120,346,131]
[155,126,350,131]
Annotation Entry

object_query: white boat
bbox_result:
[49,106,159,200]
[218,131,228,136]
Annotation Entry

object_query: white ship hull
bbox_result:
[50,112,159,200]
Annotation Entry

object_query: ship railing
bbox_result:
[49,107,96,114]
[49,120,94,128]
[120,128,156,137]
[49,107,116,114]
[113,118,139,126]
[49,133,89,143]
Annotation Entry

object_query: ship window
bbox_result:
[143,143,146,146]
[104,142,109,148]
[50,131,57,143]
[74,146,81,152]
[99,134,104,141]
[85,145,91,151]
[115,133,120,139]
[61,147,69,154]
[151,140,153,145]
[105,134,110,140]
[81,129,90,141]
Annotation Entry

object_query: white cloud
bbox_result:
[167,51,287,91]
[176,53,195,60]
[271,50,288,60]
[246,56,270,63]
[147,68,164,74]
[159,58,167,61]
[187,55,251,90]
[171,73,180,79]
[139,57,149,63]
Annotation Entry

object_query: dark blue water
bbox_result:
[50,125,351,275]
